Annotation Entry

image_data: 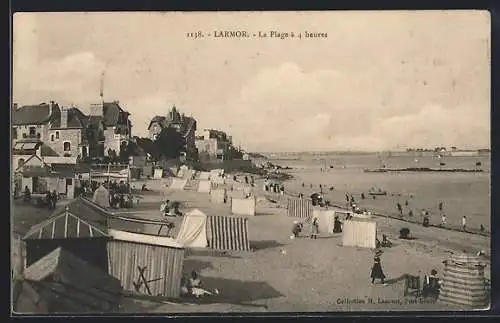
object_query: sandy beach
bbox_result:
[14,169,491,313]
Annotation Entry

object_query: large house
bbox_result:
[88,101,132,157]
[12,102,87,163]
[195,128,232,160]
[148,106,197,160]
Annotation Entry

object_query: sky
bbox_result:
[12,11,490,152]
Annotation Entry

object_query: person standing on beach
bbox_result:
[396,203,403,216]
[441,214,447,227]
[462,216,467,231]
[370,256,387,285]
[310,217,319,239]
[438,201,444,213]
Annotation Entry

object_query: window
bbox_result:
[51,134,54,141]
[12,128,17,139]
[36,133,41,139]
[22,133,27,138]
[63,141,71,151]
[56,131,59,139]
[82,146,88,158]
[17,158,25,168]
[29,127,36,137]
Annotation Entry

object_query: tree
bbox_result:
[155,126,185,160]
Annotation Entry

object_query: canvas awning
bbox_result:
[14,142,39,150]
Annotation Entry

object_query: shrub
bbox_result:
[399,227,411,239]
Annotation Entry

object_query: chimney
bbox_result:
[48,101,54,117]
[61,107,68,128]
[89,103,103,117]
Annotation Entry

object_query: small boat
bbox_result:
[368,187,387,196]
[476,161,482,166]
[439,162,446,166]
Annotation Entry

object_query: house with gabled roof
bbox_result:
[147,105,197,160]
[88,101,132,157]
[12,102,91,162]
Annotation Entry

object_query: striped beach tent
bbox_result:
[439,253,489,308]
[207,215,250,251]
[175,210,250,251]
[287,198,313,219]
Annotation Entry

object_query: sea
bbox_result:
[266,152,491,232]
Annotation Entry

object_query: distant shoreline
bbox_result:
[364,167,484,173]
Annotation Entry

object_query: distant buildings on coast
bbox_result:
[382,147,490,158]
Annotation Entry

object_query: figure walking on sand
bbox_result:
[310,217,319,239]
[462,216,467,231]
[370,256,387,285]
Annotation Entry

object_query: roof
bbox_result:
[103,101,129,126]
[19,166,51,178]
[13,141,42,151]
[108,229,184,249]
[50,164,76,178]
[23,206,110,240]
[87,115,105,128]
[50,107,88,129]
[14,154,47,172]
[12,104,59,125]
[40,145,59,157]
[148,116,166,129]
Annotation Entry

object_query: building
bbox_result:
[147,106,197,160]
[195,128,232,160]
[12,102,61,146]
[12,102,90,163]
[88,101,132,157]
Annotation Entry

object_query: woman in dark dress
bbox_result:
[370,256,386,284]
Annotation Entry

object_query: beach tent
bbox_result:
[439,253,489,308]
[199,172,210,180]
[175,209,209,248]
[198,180,211,193]
[232,182,253,194]
[231,197,256,216]
[210,188,227,204]
[153,168,163,179]
[177,165,189,178]
[169,178,187,190]
[211,176,225,185]
[341,219,377,249]
[176,209,250,251]
[312,210,336,234]
[287,198,313,219]
[92,185,110,208]
[107,229,185,298]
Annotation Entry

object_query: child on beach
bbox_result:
[310,217,319,239]
[370,256,387,285]
[292,221,303,238]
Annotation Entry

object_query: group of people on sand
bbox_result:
[291,215,344,239]
[264,180,285,195]
[369,250,441,297]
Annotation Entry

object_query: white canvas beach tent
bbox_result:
[153,168,163,179]
[175,209,250,251]
[198,180,211,193]
[92,185,110,208]
[210,188,227,204]
[341,218,377,249]
[231,197,256,216]
[199,171,211,180]
[312,209,336,234]
[169,178,188,190]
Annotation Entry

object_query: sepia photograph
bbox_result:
[11,11,491,314]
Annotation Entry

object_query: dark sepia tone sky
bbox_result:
[13,11,490,152]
